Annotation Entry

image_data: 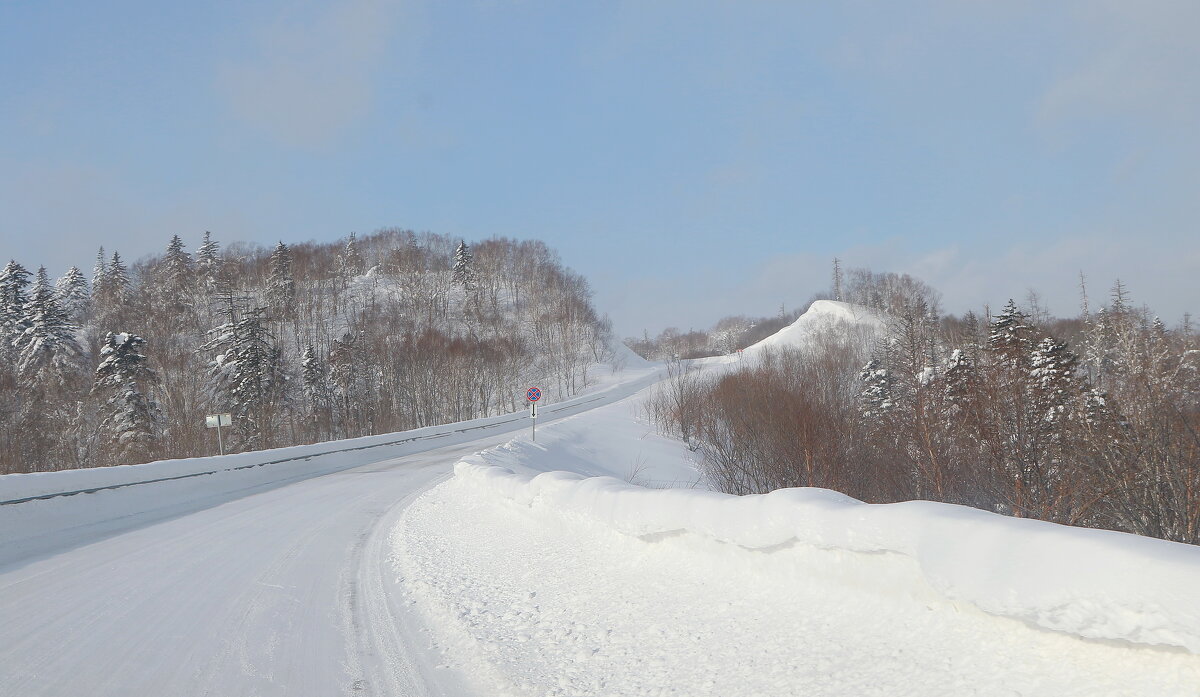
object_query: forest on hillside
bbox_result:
[0,229,612,474]
[644,266,1200,544]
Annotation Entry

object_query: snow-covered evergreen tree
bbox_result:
[55,266,90,322]
[942,348,978,417]
[17,266,83,388]
[451,240,476,290]
[328,331,376,436]
[108,251,130,302]
[92,332,161,465]
[338,232,365,279]
[163,234,192,280]
[301,343,332,438]
[1029,336,1078,429]
[987,299,1033,368]
[205,306,288,450]
[91,247,108,297]
[196,231,221,289]
[266,241,296,319]
[859,358,895,420]
[0,259,33,357]
[158,234,194,318]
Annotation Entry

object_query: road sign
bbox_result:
[525,387,542,442]
[205,414,232,428]
[205,413,232,455]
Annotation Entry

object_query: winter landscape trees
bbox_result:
[643,267,1200,545]
[0,229,612,474]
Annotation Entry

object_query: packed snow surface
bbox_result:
[395,395,1200,696]
[0,362,662,697]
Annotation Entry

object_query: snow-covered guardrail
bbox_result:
[452,460,1200,655]
[0,368,663,507]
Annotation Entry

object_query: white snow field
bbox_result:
[390,302,1200,696]
[0,364,662,697]
[395,401,1200,697]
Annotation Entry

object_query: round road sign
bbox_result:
[526,387,542,402]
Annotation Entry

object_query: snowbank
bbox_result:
[449,460,1200,654]
[743,299,884,357]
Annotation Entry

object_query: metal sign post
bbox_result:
[526,387,541,442]
[205,413,233,455]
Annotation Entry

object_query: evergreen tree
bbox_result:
[942,348,978,417]
[93,250,130,326]
[91,247,108,300]
[328,331,375,436]
[266,241,297,319]
[338,232,365,278]
[301,343,332,439]
[196,231,221,289]
[987,299,1034,373]
[329,332,359,433]
[108,251,130,303]
[158,234,194,318]
[859,358,896,420]
[0,260,32,357]
[92,332,161,465]
[163,234,192,279]
[1029,336,1078,429]
[55,266,90,322]
[451,240,476,290]
[17,266,82,388]
[205,306,287,450]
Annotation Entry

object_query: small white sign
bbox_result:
[205,413,232,428]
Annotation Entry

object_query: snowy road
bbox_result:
[0,441,478,696]
[5,350,1200,697]
[0,367,665,697]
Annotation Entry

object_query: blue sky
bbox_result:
[2,1,1198,336]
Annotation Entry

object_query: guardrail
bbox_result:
[0,394,611,507]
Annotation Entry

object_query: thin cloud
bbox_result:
[1038,1,1200,125]
[215,0,407,148]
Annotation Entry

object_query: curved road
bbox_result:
[0,375,661,697]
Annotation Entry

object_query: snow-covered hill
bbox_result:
[742,299,885,357]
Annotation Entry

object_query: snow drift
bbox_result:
[450,457,1200,654]
[742,299,884,357]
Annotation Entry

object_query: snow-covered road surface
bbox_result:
[0,445,470,696]
[0,366,665,697]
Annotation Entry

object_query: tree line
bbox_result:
[0,229,612,474]
[645,268,1200,545]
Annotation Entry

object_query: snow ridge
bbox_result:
[743,299,884,356]
[451,458,1200,654]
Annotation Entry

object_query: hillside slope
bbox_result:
[743,299,885,357]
